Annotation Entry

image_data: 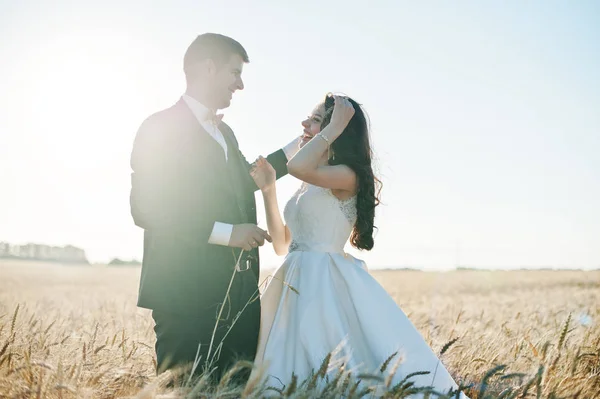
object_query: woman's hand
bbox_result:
[250,156,276,192]
[329,95,355,134]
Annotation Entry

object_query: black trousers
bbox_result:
[151,271,261,385]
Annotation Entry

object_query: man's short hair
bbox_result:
[184,33,249,83]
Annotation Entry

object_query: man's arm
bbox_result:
[131,117,272,251]
[219,122,299,189]
[281,137,301,163]
[130,117,220,243]
[208,222,233,246]
[268,136,300,180]
[206,143,289,245]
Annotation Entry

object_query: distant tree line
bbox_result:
[108,258,141,266]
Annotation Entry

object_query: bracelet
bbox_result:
[316,133,331,147]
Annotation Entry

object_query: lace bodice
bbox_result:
[283,183,357,254]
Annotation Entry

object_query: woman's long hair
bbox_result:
[321,94,382,250]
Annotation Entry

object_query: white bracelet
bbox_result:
[316,133,331,147]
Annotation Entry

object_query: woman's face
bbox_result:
[299,103,326,148]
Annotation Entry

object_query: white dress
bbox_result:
[253,183,469,398]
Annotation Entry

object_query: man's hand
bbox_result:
[229,224,272,251]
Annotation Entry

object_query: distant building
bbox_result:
[61,245,87,262]
[0,242,9,257]
[0,242,89,264]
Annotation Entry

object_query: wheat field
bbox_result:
[0,260,598,398]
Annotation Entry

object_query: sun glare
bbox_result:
[19,30,152,162]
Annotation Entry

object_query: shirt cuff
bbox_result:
[208,222,233,246]
[282,136,301,160]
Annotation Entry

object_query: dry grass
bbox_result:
[0,260,598,398]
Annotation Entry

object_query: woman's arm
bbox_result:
[250,157,291,256]
[286,96,357,192]
[260,185,291,256]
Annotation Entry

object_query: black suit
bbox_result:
[129,98,288,379]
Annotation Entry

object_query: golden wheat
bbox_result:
[0,260,598,398]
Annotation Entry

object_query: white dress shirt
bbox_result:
[182,94,228,160]
[182,94,301,246]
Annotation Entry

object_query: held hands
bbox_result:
[250,156,276,192]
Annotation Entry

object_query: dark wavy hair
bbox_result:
[321,94,382,250]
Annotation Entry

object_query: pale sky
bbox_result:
[1,0,598,270]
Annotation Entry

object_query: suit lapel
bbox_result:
[219,126,260,276]
[177,98,228,164]
[178,98,251,222]
[219,125,253,222]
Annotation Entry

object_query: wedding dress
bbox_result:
[253,183,469,398]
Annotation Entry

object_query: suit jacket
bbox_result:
[130,98,288,315]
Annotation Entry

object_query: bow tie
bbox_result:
[204,111,224,126]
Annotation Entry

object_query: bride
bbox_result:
[249,94,469,398]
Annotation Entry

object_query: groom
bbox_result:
[129,33,297,381]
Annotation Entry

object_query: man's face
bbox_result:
[208,53,245,110]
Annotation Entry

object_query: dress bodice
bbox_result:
[283,183,357,254]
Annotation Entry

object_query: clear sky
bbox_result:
[1,0,598,270]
